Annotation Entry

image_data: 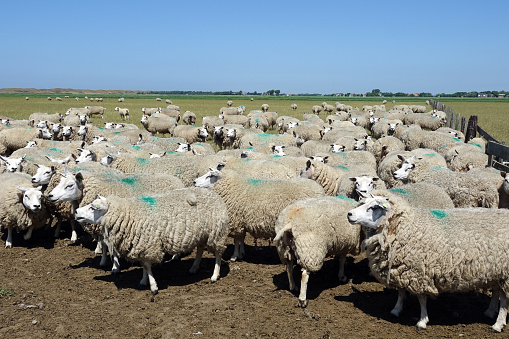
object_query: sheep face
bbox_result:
[25,140,38,148]
[349,176,378,199]
[0,154,26,172]
[1,119,9,125]
[149,152,165,159]
[198,128,209,140]
[39,127,53,140]
[226,128,236,138]
[347,195,390,229]
[75,196,109,224]
[100,154,115,167]
[193,168,222,189]
[16,185,44,212]
[52,123,62,133]
[104,122,117,129]
[176,143,191,153]
[501,172,509,195]
[32,164,56,185]
[74,149,96,163]
[79,115,88,125]
[353,139,367,151]
[36,120,49,129]
[309,156,328,163]
[331,144,345,153]
[299,160,315,179]
[272,145,286,156]
[92,136,107,144]
[77,125,88,137]
[48,173,84,203]
[393,155,421,181]
[387,123,399,136]
[62,126,73,138]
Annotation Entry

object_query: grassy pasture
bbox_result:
[1,96,508,143]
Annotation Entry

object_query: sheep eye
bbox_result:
[66,184,74,189]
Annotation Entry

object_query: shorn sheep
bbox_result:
[274,195,362,307]
[347,192,509,332]
[114,107,130,120]
[74,188,229,296]
[194,168,325,261]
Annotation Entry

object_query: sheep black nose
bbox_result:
[347,212,352,217]
[33,204,40,208]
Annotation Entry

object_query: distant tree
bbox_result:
[275,90,281,96]
[238,90,243,95]
[370,89,381,96]
[419,92,432,97]
[394,92,406,97]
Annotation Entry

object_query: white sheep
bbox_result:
[159,108,181,123]
[74,188,229,296]
[347,192,509,332]
[182,111,197,125]
[194,168,325,261]
[0,154,26,173]
[274,195,361,307]
[84,106,106,119]
[28,112,63,126]
[261,103,269,112]
[141,107,161,116]
[291,103,297,110]
[141,113,177,136]
[47,170,185,273]
[173,125,209,143]
[114,107,130,120]
[0,173,49,248]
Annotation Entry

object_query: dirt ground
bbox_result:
[0,227,506,339]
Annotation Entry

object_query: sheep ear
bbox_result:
[372,177,379,181]
[34,163,40,168]
[349,177,357,182]
[15,185,28,193]
[75,172,84,183]
[501,172,507,178]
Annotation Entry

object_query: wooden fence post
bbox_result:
[465,115,478,143]
[460,116,466,134]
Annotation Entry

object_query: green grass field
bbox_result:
[1,95,508,143]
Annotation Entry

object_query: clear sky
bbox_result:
[1,0,507,95]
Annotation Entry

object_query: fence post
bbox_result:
[460,116,466,134]
[465,115,478,143]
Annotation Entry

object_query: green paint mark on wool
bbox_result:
[48,148,62,153]
[258,134,271,138]
[114,132,120,135]
[335,195,355,203]
[139,196,156,208]
[97,126,104,130]
[390,188,408,195]
[424,153,436,157]
[72,168,88,172]
[430,209,447,219]
[152,137,160,141]
[119,176,137,186]
[25,157,33,162]
[131,146,141,151]
[137,158,148,164]
[249,178,262,185]
[167,151,175,154]
[272,155,282,158]
[469,142,482,149]
[453,137,461,142]
[246,147,254,150]
[335,165,349,171]
[433,166,450,171]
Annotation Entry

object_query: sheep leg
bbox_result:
[390,289,406,317]
[189,246,204,274]
[485,288,500,318]
[70,219,78,243]
[5,227,13,248]
[141,261,158,295]
[210,250,222,283]
[298,268,310,307]
[492,290,508,332]
[23,226,34,241]
[337,255,348,283]
[53,217,62,238]
[416,294,429,329]
[95,238,103,255]
[111,249,120,275]
[99,241,108,267]
[286,260,297,291]
[230,237,245,261]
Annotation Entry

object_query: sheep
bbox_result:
[291,103,297,110]
[300,139,334,157]
[262,111,278,130]
[273,195,362,307]
[212,126,225,150]
[166,104,180,111]
[239,133,296,149]
[158,108,181,123]
[182,111,197,125]
[289,124,323,146]
[220,106,242,115]
[404,112,445,130]
[108,153,199,186]
[194,168,325,261]
[397,124,427,151]
[0,154,26,173]
[84,106,106,119]
[467,167,509,208]
[202,115,225,135]
[375,182,455,209]
[28,112,63,127]
[323,104,335,114]
[435,126,465,141]
[443,144,488,172]
[371,120,402,139]
[63,114,88,127]
[114,107,130,121]
[336,171,385,201]
[141,113,177,136]
[141,107,161,116]
[173,125,209,143]
[321,126,368,142]
[347,192,509,332]
[220,156,297,179]
[370,136,406,165]
[74,188,229,295]
[0,173,50,248]
[0,127,47,155]
[261,103,269,112]
[117,97,125,102]
[299,160,350,196]
[394,157,499,208]
[248,115,269,132]
[311,105,322,114]
[419,130,464,155]
[48,170,186,272]
[377,149,447,188]
[220,114,248,127]
[165,99,172,104]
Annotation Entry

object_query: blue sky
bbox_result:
[1,0,507,94]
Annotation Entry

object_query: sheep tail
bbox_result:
[273,223,292,242]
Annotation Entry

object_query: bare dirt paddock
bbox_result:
[0,229,503,338]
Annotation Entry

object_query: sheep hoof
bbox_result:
[338,275,348,283]
[492,323,503,333]
[298,299,308,308]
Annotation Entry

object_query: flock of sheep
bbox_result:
[1,98,509,332]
